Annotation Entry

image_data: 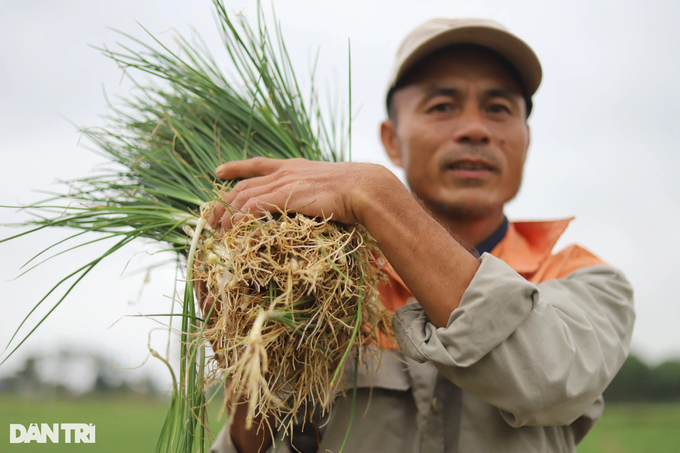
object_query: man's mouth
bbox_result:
[444,159,498,177]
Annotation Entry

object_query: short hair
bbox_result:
[386,44,533,123]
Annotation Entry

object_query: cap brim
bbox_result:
[393,25,542,96]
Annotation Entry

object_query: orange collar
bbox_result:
[381,217,575,292]
[490,217,574,275]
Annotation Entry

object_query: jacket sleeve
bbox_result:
[392,252,635,427]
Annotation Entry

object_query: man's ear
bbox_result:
[380,120,403,167]
[524,124,531,163]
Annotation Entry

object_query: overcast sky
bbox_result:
[1,0,679,391]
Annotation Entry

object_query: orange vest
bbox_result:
[378,217,607,313]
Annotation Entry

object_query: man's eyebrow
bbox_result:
[422,86,463,103]
[420,86,521,103]
[482,87,522,101]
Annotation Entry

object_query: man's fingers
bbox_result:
[212,177,292,230]
[227,197,275,226]
[208,202,226,229]
[229,182,286,211]
[215,157,284,180]
[220,174,279,207]
[220,209,234,230]
[228,191,304,225]
[211,162,283,229]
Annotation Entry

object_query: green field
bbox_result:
[577,403,680,453]
[1,394,679,452]
[0,393,228,452]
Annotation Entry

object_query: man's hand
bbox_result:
[207,157,397,230]
[207,156,479,333]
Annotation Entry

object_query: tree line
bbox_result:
[604,353,680,402]
[0,349,160,398]
[2,350,678,402]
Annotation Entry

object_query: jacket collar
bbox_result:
[490,217,574,275]
[382,217,574,291]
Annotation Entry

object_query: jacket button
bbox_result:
[431,397,440,414]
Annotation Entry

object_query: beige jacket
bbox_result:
[210,220,635,453]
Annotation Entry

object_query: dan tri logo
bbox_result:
[9,423,96,443]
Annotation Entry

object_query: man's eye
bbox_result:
[429,103,454,113]
[488,104,511,113]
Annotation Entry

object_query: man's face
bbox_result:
[381,46,530,220]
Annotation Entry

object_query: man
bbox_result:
[206,18,635,453]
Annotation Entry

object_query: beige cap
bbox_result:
[387,18,542,97]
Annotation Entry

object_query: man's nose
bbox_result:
[452,108,491,145]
